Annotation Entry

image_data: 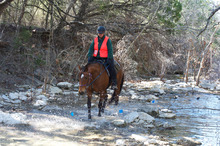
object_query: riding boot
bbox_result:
[107,58,117,90]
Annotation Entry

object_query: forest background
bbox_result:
[0,0,219,91]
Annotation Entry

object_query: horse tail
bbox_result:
[119,73,124,92]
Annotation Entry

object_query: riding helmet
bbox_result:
[97,26,105,34]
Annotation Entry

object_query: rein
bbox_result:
[80,64,109,88]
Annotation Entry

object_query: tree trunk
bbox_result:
[185,49,191,83]
[54,0,76,34]
[17,0,28,27]
[196,25,219,86]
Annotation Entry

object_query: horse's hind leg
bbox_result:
[98,98,103,117]
[109,91,116,105]
[98,92,107,116]
[102,93,108,113]
[109,89,120,105]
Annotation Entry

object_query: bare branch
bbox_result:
[0,0,14,15]
[197,6,220,37]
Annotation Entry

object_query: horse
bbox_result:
[78,61,124,119]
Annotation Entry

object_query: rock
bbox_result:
[49,86,62,94]
[116,139,126,145]
[34,88,43,96]
[143,124,155,128]
[199,80,216,90]
[8,92,19,100]
[124,112,139,124]
[150,87,165,94]
[112,120,126,127]
[1,94,9,100]
[163,122,175,130]
[131,94,139,100]
[36,95,48,101]
[161,109,173,113]
[34,100,47,107]
[131,134,148,142]
[129,90,136,95]
[11,99,22,104]
[142,81,164,88]
[62,91,73,95]
[162,83,174,91]
[216,84,220,91]
[177,137,202,146]
[57,82,73,89]
[84,103,96,108]
[139,94,159,101]
[137,105,159,117]
[0,110,28,125]
[174,82,190,88]
[138,112,155,123]
[18,95,28,101]
[159,110,176,119]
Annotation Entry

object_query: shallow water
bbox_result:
[0,89,220,145]
[155,93,220,146]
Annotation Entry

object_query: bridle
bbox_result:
[79,72,93,88]
[79,64,108,88]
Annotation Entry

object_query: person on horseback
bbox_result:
[87,26,117,90]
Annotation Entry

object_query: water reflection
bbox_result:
[158,93,220,146]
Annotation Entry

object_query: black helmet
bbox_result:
[97,26,105,34]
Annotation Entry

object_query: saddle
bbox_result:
[95,59,120,76]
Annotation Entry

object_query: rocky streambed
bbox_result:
[0,78,220,146]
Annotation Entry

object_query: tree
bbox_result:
[0,0,14,16]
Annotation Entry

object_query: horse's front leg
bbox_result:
[98,92,106,116]
[87,92,92,119]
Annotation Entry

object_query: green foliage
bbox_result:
[13,29,32,49]
[157,0,182,29]
[34,56,46,66]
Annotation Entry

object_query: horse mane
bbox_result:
[82,62,99,72]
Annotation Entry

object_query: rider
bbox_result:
[87,26,117,90]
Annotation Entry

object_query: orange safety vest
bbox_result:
[93,36,109,58]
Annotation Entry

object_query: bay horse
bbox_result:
[78,61,124,119]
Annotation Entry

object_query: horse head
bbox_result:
[78,65,92,95]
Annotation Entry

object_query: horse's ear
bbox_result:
[78,65,81,71]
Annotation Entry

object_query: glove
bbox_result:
[88,57,94,63]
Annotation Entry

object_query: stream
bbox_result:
[0,81,220,146]
[154,92,220,146]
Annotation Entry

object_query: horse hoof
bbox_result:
[88,115,92,119]
[115,101,118,105]
[108,100,113,105]
[98,113,101,117]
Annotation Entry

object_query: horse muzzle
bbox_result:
[78,90,85,95]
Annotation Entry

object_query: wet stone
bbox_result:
[159,111,176,119]
[177,137,202,146]
[112,119,126,127]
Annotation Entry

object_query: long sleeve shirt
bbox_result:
[88,35,113,59]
